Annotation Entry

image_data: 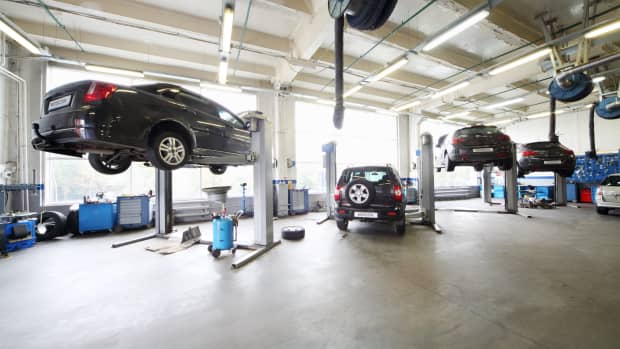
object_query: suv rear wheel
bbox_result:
[147,131,190,170]
[393,216,406,235]
[597,207,609,215]
[336,219,348,231]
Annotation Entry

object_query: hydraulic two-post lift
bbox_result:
[112,115,279,268]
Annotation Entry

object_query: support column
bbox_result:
[250,116,274,246]
[504,144,519,214]
[155,170,173,235]
[397,113,410,178]
[554,173,567,206]
[420,132,435,225]
[275,95,296,180]
[482,165,493,204]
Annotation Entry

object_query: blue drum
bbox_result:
[212,216,234,251]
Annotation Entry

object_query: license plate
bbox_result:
[473,147,493,153]
[354,211,378,218]
[544,160,562,165]
[48,95,72,111]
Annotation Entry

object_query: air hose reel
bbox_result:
[328,0,398,129]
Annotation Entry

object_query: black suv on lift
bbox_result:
[334,166,407,235]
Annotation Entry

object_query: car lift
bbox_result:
[405,132,441,233]
[112,114,280,269]
[317,142,337,225]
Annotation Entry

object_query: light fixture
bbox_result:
[200,81,242,93]
[366,56,408,82]
[592,76,606,84]
[489,48,551,76]
[144,71,201,83]
[482,97,524,110]
[443,111,478,121]
[431,81,470,99]
[317,99,336,106]
[422,10,489,51]
[220,5,235,54]
[526,109,566,119]
[84,65,144,78]
[218,60,229,84]
[0,16,42,55]
[343,85,363,98]
[393,100,421,112]
[488,118,516,126]
[585,19,620,39]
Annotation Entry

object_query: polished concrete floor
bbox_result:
[2,199,620,348]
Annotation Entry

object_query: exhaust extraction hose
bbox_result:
[549,96,558,143]
[588,102,597,159]
[333,16,345,129]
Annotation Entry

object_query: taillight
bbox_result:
[393,185,403,202]
[83,82,117,103]
[334,186,341,201]
[563,150,574,156]
[496,134,511,142]
[451,137,465,145]
[522,150,538,157]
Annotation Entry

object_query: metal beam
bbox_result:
[255,0,313,15]
[294,73,406,101]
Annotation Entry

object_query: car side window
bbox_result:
[176,92,218,116]
[217,108,245,129]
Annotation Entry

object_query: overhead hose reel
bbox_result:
[595,97,620,120]
[328,0,398,129]
[548,72,594,103]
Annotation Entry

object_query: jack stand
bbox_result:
[111,169,173,248]
[406,132,441,233]
[317,142,337,225]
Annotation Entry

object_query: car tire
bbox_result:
[88,153,131,175]
[37,211,67,241]
[66,208,79,236]
[336,219,348,231]
[445,154,455,172]
[209,165,227,175]
[558,169,574,177]
[596,207,609,215]
[498,159,514,171]
[473,164,483,172]
[393,217,406,235]
[281,226,305,240]
[147,131,190,171]
[345,179,376,208]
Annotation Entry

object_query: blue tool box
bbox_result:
[117,195,152,229]
[1,219,36,252]
[79,203,117,233]
[288,189,309,215]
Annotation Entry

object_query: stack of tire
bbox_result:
[35,211,68,241]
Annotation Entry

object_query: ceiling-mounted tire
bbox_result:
[548,72,594,102]
[595,97,620,120]
[346,0,398,31]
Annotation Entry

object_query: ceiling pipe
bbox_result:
[232,0,252,77]
[555,52,620,82]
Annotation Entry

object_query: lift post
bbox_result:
[504,143,519,214]
[317,142,337,224]
[406,132,441,233]
[482,165,493,205]
[554,173,567,206]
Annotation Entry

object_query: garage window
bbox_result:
[295,101,397,193]
[44,66,256,204]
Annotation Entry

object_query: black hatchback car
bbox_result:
[32,81,253,175]
[436,125,513,172]
[517,141,576,177]
[334,166,407,235]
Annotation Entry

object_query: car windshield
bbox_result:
[601,175,620,186]
[346,168,392,185]
[456,126,500,136]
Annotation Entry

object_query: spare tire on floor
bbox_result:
[281,226,305,240]
[37,211,67,241]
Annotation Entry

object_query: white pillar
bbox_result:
[276,96,296,180]
[396,113,410,178]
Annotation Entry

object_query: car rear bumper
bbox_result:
[450,144,512,163]
[518,157,576,173]
[596,201,620,209]
[335,206,405,222]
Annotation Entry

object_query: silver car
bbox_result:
[595,174,620,214]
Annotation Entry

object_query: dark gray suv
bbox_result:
[334,166,407,235]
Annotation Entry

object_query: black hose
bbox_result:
[588,103,598,159]
[333,16,345,129]
[549,97,558,143]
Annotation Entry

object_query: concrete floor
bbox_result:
[2,199,620,348]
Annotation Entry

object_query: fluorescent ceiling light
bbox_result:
[483,97,524,110]
[48,57,84,66]
[585,19,620,39]
[220,5,234,54]
[488,118,516,126]
[317,99,336,106]
[422,10,489,51]
[366,57,408,82]
[592,76,606,83]
[489,49,551,76]
[393,100,421,112]
[200,81,242,93]
[0,17,42,55]
[443,111,478,121]
[85,65,144,78]
[144,71,200,83]
[343,85,363,98]
[218,60,228,84]
[431,81,470,99]
[526,109,566,119]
